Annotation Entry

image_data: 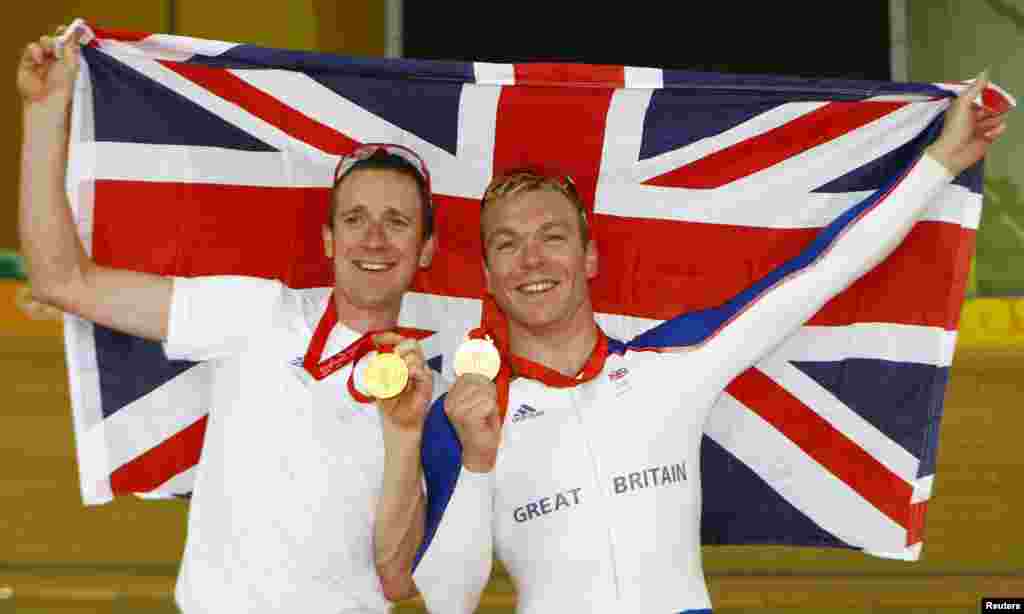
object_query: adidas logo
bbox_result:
[510,404,545,423]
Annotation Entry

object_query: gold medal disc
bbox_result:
[453,338,501,380]
[363,352,409,399]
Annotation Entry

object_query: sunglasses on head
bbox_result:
[332,143,432,192]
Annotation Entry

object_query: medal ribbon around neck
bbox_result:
[468,297,610,421]
[303,293,432,402]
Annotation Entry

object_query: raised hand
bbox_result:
[17,26,81,109]
[372,332,434,434]
[444,374,502,472]
[927,72,1009,177]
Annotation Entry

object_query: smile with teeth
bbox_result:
[353,260,396,272]
[517,280,559,294]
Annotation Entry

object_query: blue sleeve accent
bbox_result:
[629,150,928,352]
[413,393,463,569]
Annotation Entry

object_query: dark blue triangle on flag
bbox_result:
[700,435,847,547]
[309,73,464,156]
[640,92,778,161]
[94,326,198,418]
[790,359,949,471]
[83,47,276,151]
[184,45,472,156]
[813,117,945,194]
[427,354,443,373]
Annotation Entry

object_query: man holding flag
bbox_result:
[18,28,440,614]
[402,77,1008,613]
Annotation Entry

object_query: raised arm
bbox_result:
[693,76,1008,388]
[413,375,500,614]
[18,29,172,341]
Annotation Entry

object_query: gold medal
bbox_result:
[454,337,501,380]
[363,352,409,399]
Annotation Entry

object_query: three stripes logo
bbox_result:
[510,404,545,423]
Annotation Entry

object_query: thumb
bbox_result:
[61,29,84,68]
[961,70,988,109]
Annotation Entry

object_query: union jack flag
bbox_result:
[61,21,1014,560]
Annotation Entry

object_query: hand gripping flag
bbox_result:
[59,21,1014,560]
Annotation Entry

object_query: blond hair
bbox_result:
[480,171,590,250]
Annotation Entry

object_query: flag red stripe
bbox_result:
[92,180,971,330]
[158,61,360,155]
[493,71,621,209]
[414,194,487,298]
[592,214,973,330]
[513,64,626,88]
[906,500,928,546]
[92,27,153,42]
[91,180,333,287]
[726,369,913,529]
[644,101,907,189]
[110,415,208,493]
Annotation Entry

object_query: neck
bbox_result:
[332,289,401,334]
[508,300,599,377]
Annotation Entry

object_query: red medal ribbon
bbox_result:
[303,292,432,402]
[469,296,609,421]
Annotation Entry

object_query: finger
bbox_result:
[953,75,986,115]
[25,43,44,65]
[394,338,425,362]
[408,360,430,386]
[446,391,480,421]
[447,387,494,422]
[984,122,1007,140]
[451,377,495,403]
[971,70,989,93]
[976,116,1005,133]
[460,386,497,411]
[458,373,492,388]
[450,394,491,424]
[447,374,481,403]
[966,72,989,105]
[466,396,498,421]
[403,352,425,373]
[372,331,404,348]
[462,380,497,409]
[39,35,58,56]
[64,32,82,65]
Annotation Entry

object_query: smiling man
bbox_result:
[400,77,1009,614]
[18,29,442,614]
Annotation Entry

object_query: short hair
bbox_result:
[328,151,434,238]
[480,170,590,251]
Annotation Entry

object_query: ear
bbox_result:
[585,239,599,280]
[419,234,437,268]
[322,224,334,259]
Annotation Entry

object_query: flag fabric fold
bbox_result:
[61,20,1014,560]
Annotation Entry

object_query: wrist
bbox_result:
[380,420,423,446]
[23,100,72,130]
[924,144,960,177]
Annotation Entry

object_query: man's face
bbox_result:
[482,189,597,332]
[323,168,434,312]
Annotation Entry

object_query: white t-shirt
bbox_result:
[164,276,444,614]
